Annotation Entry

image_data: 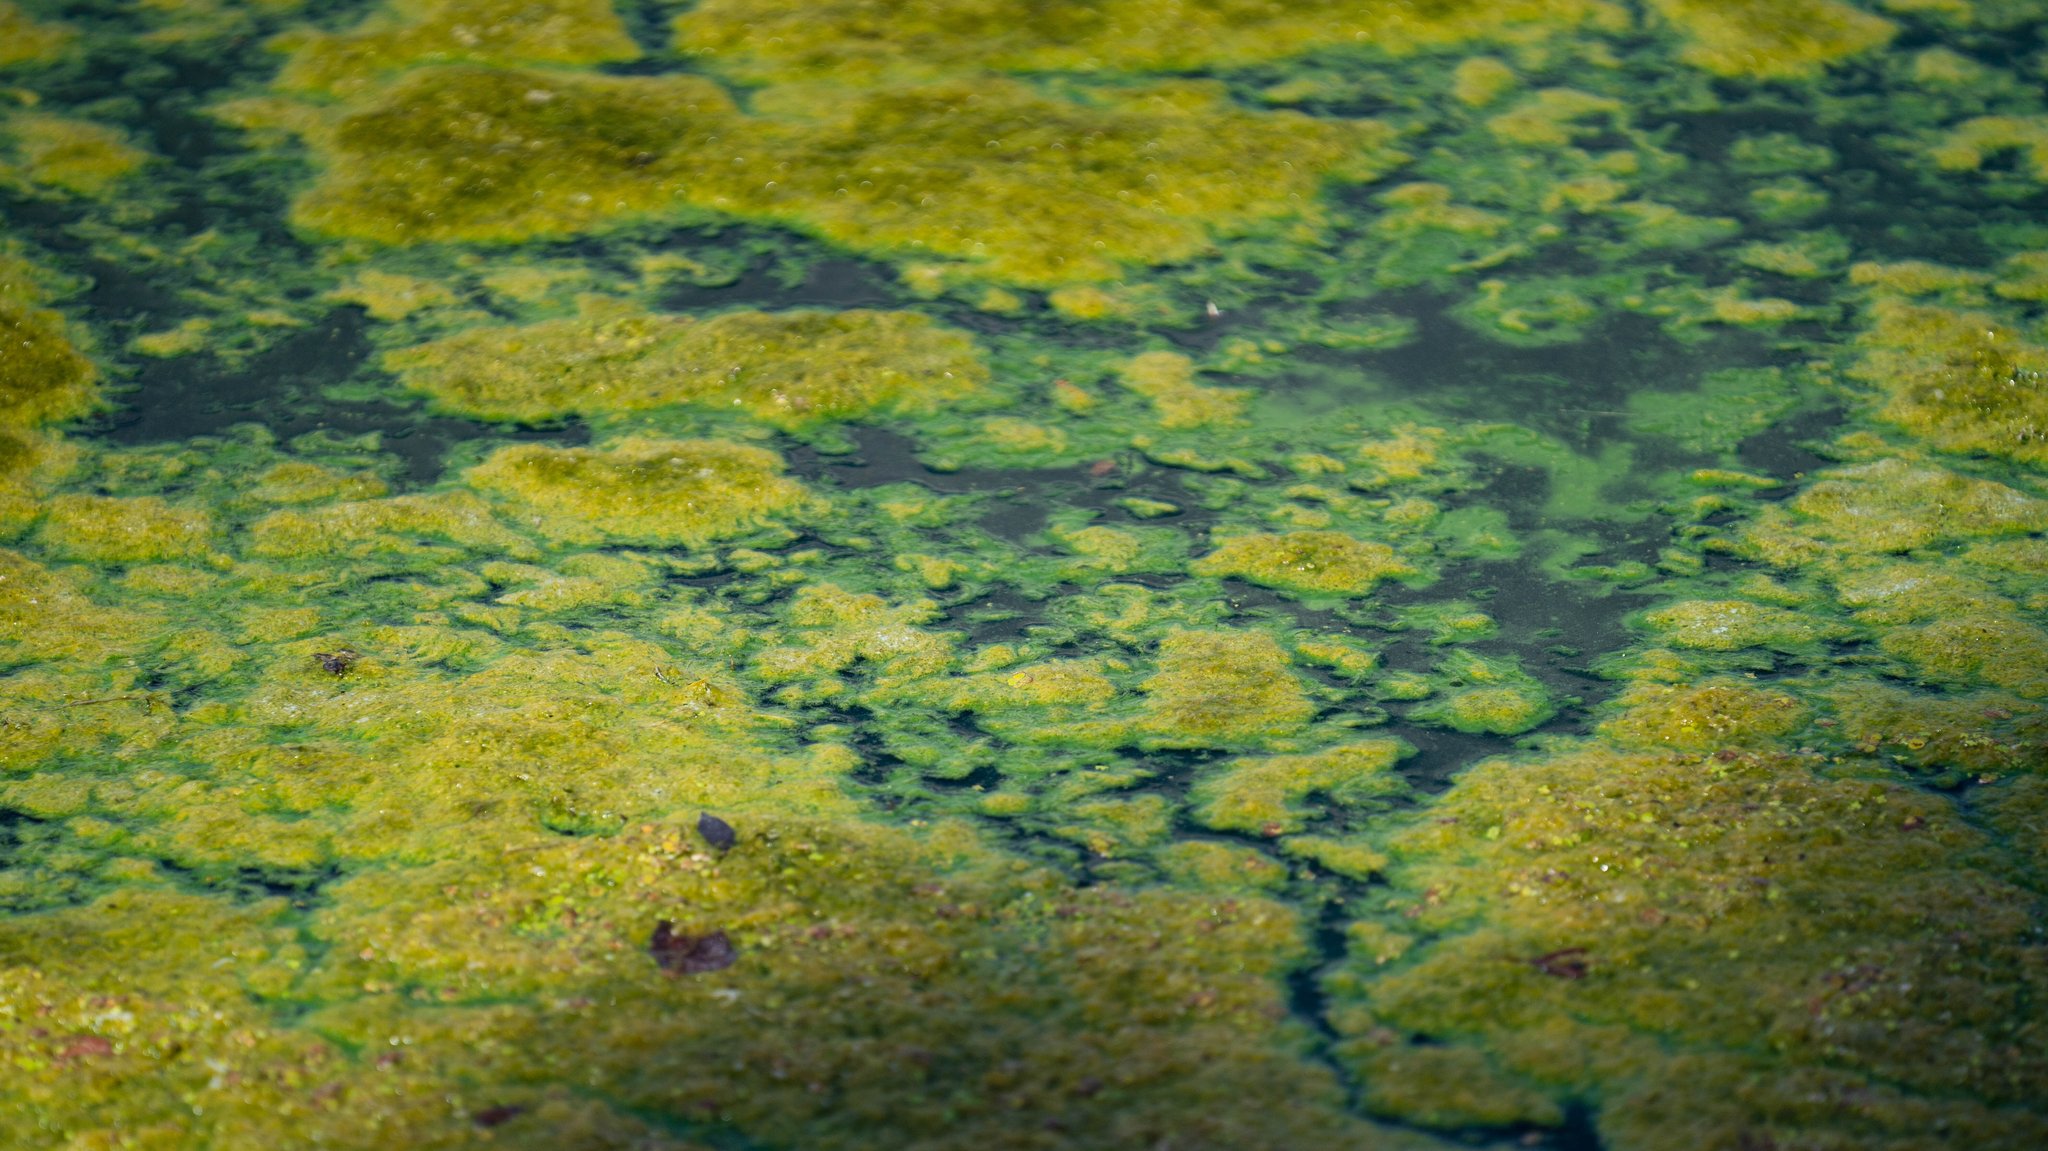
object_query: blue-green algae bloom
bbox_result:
[9,0,2048,1146]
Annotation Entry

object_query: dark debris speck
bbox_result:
[650,921,738,975]
[697,811,737,851]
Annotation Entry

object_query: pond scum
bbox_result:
[3,0,2048,1147]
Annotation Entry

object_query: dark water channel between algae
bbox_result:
[5,1,2048,1149]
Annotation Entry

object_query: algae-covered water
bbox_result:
[4,1,2048,1147]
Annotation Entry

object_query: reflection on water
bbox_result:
[3,1,2048,1147]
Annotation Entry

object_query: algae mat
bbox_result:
[3,0,2048,1147]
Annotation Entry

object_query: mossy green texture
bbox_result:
[1735,457,2048,564]
[1116,351,1250,430]
[0,113,149,198]
[466,436,812,547]
[1339,745,2048,1148]
[674,0,1623,83]
[0,2,71,67]
[389,305,988,430]
[1646,0,1894,79]
[0,295,96,429]
[1639,598,1850,652]
[1932,115,2048,182]
[0,817,1443,1151]
[1350,1042,1564,1129]
[1193,530,1417,599]
[253,65,1403,287]
[1190,740,1408,834]
[1598,678,1809,750]
[1138,629,1316,748]
[247,489,536,559]
[273,0,640,97]
[1408,651,1555,736]
[33,494,217,563]
[1852,297,2048,466]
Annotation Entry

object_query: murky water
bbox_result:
[4,2,2048,1148]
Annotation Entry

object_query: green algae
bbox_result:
[12,0,2048,1144]
[389,304,989,431]
[273,0,640,97]
[247,64,1403,288]
[1329,743,2048,1148]
[0,2,71,68]
[1408,650,1557,736]
[673,0,1623,84]
[465,436,813,548]
[1647,0,1895,80]
[0,295,96,430]
[1191,740,1409,835]
[1136,629,1318,749]
[1193,529,1419,600]
[0,112,149,199]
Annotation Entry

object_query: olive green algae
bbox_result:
[466,436,814,547]
[388,305,989,431]
[231,65,1404,287]
[272,0,641,97]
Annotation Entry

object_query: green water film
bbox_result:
[4,0,2048,1147]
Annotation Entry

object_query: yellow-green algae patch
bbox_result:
[0,816,1437,1150]
[388,304,988,430]
[1409,650,1556,737]
[467,436,812,548]
[1646,0,1895,80]
[674,0,1624,82]
[32,494,218,564]
[242,65,1403,287]
[0,113,149,198]
[0,2,72,68]
[1116,350,1251,430]
[272,0,640,97]
[1599,678,1809,751]
[1335,745,2048,1147]
[0,294,97,430]
[1193,530,1418,599]
[1931,115,2048,182]
[1639,598,1851,652]
[246,489,536,559]
[1191,740,1408,835]
[1734,456,2048,564]
[1851,296,2048,466]
[1137,628,1316,748]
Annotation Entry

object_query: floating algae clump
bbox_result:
[33,494,217,564]
[0,113,149,198]
[273,0,640,97]
[1639,598,1850,652]
[468,436,811,547]
[254,65,742,246]
[0,818,1427,1150]
[0,2,71,68]
[1598,678,1809,750]
[1116,350,1251,430]
[674,0,1622,82]
[1736,457,2048,563]
[1191,740,1409,835]
[0,295,96,429]
[1409,650,1555,736]
[1931,115,2048,182]
[1646,0,1894,80]
[1193,530,1418,599]
[1852,298,2048,466]
[257,66,1402,286]
[1334,745,2048,1148]
[1137,628,1316,748]
[388,305,988,430]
